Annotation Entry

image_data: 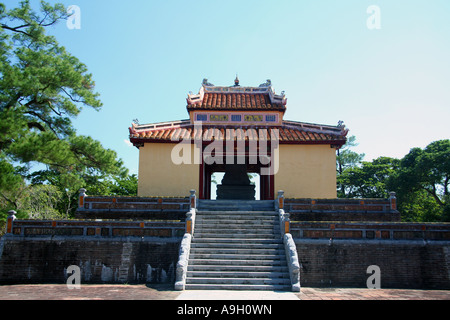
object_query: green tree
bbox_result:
[337,140,450,222]
[389,140,450,221]
[0,1,128,218]
[336,136,365,174]
[110,174,138,196]
[336,135,365,197]
[78,173,139,197]
[339,156,399,199]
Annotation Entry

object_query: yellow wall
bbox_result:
[275,144,337,199]
[138,143,199,197]
[138,142,337,199]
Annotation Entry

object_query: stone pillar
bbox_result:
[6,210,17,234]
[277,190,285,210]
[283,211,290,234]
[389,192,397,211]
[186,210,193,234]
[189,189,196,210]
[78,188,86,209]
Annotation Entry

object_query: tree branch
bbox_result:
[27,121,46,132]
[0,191,18,210]
[60,87,85,104]
[24,110,59,137]
[423,186,444,207]
[1,23,33,38]
[444,176,449,197]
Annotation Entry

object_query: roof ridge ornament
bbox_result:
[202,78,214,87]
[259,79,272,88]
[337,120,349,137]
[234,74,240,87]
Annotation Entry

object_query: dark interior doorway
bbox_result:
[200,158,274,200]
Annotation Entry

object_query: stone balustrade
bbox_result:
[290,221,450,241]
[5,214,184,239]
[76,188,190,220]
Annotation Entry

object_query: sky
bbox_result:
[4,0,450,175]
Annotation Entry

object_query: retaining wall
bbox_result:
[291,221,450,289]
[0,219,184,285]
[0,194,449,289]
[295,239,450,289]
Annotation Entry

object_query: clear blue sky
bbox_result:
[5,0,450,175]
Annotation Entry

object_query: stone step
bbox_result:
[195,225,279,231]
[195,222,277,228]
[196,214,277,218]
[189,259,286,266]
[195,217,278,224]
[187,265,289,272]
[196,222,278,227]
[184,283,290,291]
[191,242,284,249]
[194,228,278,235]
[187,270,289,279]
[186,277,291,285]
[189,253,286,260]
[197,210,277,216]
[192,238,283,244]
[197,200,275,212]
[183,201,291,292]
[195,219,278,225]
[196,218,277,223]
[189,247,284,255]
[194,233,280,239]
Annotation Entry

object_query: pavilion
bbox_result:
[129,78,348,200]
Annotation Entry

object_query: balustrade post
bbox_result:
[78,188,86,209]
[6,210,17,234]
[277,190,285,210]
[189,189,197,210]
[389,192,397,211]
[279,209,290,237]
[186,209,194,234]
[284,212,290,234]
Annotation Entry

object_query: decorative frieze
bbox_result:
[193,111,281,125]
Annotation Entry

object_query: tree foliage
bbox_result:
[0,1,129,219]
[336,135,365,197]
[389,140,450,221]
[339,156,399,199]
[337,138,450,222]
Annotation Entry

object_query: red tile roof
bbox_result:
[129,120,348,147]
[188,93,285,111]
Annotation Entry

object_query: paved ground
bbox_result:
[0,284,449,300]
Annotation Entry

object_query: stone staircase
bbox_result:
[184,200,291,290]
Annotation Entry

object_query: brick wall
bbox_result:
[0,236,181,285]
[2,235,448,289]
[295,239,450,289]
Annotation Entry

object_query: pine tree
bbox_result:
[0,1,128,217]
